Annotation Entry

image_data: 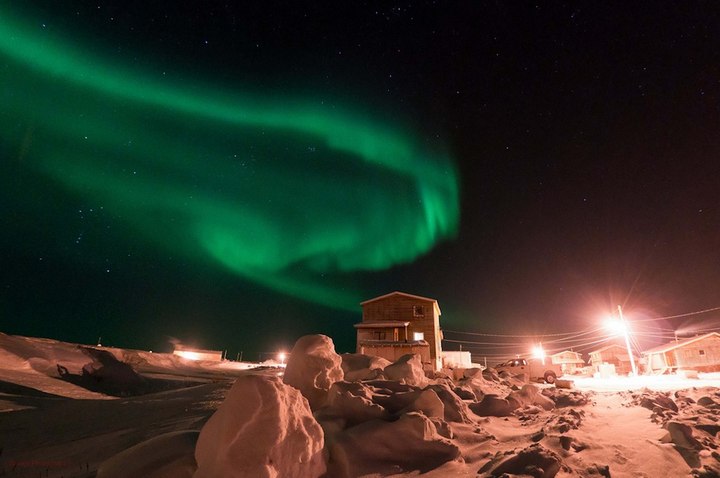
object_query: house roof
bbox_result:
[360,291,441,315]
[641,332,720,355]
[550,350,585,364]
[354,321,411,329]
[357,340,429,347]
[588,343,629,355]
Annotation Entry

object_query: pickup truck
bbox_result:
[494,358,562,384]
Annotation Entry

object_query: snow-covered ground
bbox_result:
[572,373,720,392]
[1,332,719,477]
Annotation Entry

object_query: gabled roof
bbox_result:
[550,350,584,363]
[361,291,441,315]
[588,343,629,355]
[354,321,410,329]
[641,332,720,355]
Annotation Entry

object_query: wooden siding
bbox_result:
[589,344,635,375]
[360,293,442,370]
[551,351,585,374]
[670,335,720,371]
[359,343,431,366]
[551,351,584,364]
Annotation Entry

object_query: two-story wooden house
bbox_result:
[354,291,443,371]
[588,343,638,376]
[550,350,586,375]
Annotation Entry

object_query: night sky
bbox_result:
[2,2,720,360]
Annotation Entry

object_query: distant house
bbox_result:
[355,291,443,371]
[588,343,638,376]
[550,350,586,375]
[642,332,720,374]
[173,345,223,362]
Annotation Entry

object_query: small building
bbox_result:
[550,350,586,375]
[173,345,223,362]
[441,350,473,369]
[642,332,720,374]
[355,291,443,371]
[588,343,638,376]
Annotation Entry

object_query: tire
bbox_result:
[544,371,557,384]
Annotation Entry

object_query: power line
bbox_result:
[634,305,720,322]
[445,304,720,338]
[443,328,597,338]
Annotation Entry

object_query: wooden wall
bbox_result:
[359,343,431,366]
[362,294,442,370]
[672,335,720,372]
[590,345,635,375]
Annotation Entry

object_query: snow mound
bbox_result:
[97,430,198,478]
[283,334,343,410]
[321,380,388,427]
[478,443,565,478]
[469,393,515,417]
[58,346,147,396]
[340,353,390,381]
[397,389,445,419]
[507,384,555,411]
[634,387,720,471]
[382,354,427,387]
[541,388,590,408]
[327,411,461,477]
[194,374,325,478]
[425,382,475,423]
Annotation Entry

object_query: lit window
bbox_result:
[413,305,424,317]
[413,332,424,341]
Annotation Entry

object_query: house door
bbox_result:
[665,352,676,368]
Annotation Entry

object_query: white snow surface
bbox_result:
[3,331,720,477]
[96,430,199,478]
[382,353,428,387]
[283,334,344,410]
[194,374,326,478]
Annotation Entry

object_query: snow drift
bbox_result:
[193,374,326,478]
[283,334,344,410]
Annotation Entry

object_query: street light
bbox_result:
[605,305,637,376]
[532,343,546,365]
[278,352,287,365]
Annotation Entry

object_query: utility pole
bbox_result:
[618,305,637,376]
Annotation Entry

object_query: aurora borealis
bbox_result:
[0,7,458,312]
[3,2,720,357]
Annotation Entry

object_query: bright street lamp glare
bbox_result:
[532,344,546,365]
[603,305,638,376]
[605,319,628,335]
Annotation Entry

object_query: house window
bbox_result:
[699,349,706,356]
[413,332,424,341]
[373,331,386,340]
[413,305,424,317]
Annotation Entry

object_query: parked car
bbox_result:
[494,358,562,384]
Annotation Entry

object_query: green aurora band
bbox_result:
[0,9,459,310]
